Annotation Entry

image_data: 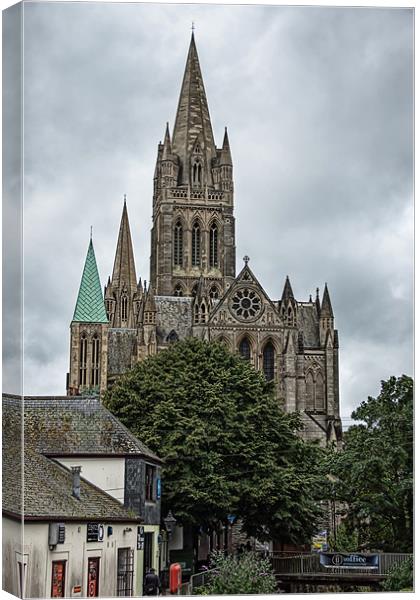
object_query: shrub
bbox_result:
[381,556,413,592]
[194,551,277,595]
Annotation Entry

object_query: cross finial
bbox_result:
[191,21,195,33]
[90,225,93,240]
[243,255,250,266]
[124,193,127,204]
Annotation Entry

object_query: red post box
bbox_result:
[169,563,182,594]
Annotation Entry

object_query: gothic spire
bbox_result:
[73,239,108,323]
[172,33,216,184]
[111,200,138,296]
[219,127,232,166]
[162,122,172,159]
[281,276,295,302]
[320,283,334,318]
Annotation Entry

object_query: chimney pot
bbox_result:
[71,466,81,500]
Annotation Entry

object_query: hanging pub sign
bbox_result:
[137,526,145,551]
[320,553,379,569]
[86,523,104,542]
[156,478,161,500]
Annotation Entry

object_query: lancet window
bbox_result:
[174,220,183,267]
[209,222,218,268]
[239,337,251,361]
[192,221,201,267]
[263,341,275,381]
[79,334,88,386]
[91,334,100,387]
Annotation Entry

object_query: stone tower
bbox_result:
[150,33,236,299]
[67,238,109,395]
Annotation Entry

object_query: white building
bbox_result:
[2,394,163,597]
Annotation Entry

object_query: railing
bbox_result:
[271,552,412,577]
[188,568,219,594]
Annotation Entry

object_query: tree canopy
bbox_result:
[104,338,326,544]
[329,375,413,552]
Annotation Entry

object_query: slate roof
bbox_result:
[73,239,108,323]
[2,394,161,463]
[2,399,140,521]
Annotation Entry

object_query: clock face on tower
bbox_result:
[229,287,264,321]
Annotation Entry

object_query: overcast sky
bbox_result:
[3,2,413,427]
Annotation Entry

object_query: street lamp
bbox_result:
[163,510,177,540]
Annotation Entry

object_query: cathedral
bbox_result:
[67,33,342,446]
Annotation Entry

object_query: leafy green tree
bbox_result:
[104,338,326,544]
[330,375,413,552]
[194,551,277,595]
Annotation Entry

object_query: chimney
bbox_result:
[71,466,81,500]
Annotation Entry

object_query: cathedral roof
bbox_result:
[110,200,138,296]
[73,239,108,323]
[172,33,216,183]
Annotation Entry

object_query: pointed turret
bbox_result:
[144,284,157,314]
[219,127,232,166]
[73,239,108,324]
[111,200,137,294]
[315,287,321,316]
[106,200,141,328]
[162,122,172,160]
[172,33,216,184]
[281,276,295,302]
[320,283,334,318]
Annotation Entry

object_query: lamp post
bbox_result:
[163,510,177,540]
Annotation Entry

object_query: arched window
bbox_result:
[263,341,275,381]
[91,334,100,387]
[191,283,198,298]
[194,303,200,324]
[209,222,218,267]
[79,335,88,386]
[200,302,207,323]
[287,306,294,326]
[174,220,183,267]
[239,337,251,361]
[105,299,112,320]
[121,294,128,322]
[209,285,219,300]
[315,372,325,411]
[306,372,315,411]
[167,330,179,344]
[174,283,183,297]
[192,221,201,267]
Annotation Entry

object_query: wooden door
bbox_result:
[51,561,66,598]
[87,557,100,597]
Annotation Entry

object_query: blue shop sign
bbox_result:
[320,553,379,569]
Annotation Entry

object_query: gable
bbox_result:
[208,265,283,328]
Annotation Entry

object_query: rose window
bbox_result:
[230,288,263,321]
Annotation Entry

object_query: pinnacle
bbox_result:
[321,283,334,318]
[281,276,295,302]
[110,201,138,295]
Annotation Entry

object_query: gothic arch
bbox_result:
[216,336,231,349]
[173,282,185,297]
[208,283,221,300]
[238,336,251,361]
[306,370,315,411]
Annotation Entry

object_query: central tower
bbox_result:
[150,33,236,299]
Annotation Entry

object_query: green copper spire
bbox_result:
[73,239,108,323]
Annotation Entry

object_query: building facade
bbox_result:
[2,394,163,597]
[67,34,342,446]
